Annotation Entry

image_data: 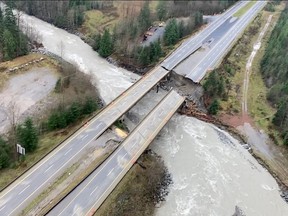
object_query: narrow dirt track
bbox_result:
[242,15,272,114]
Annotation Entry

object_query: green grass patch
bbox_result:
[82,10,118,36]
[233,1,256,18]
[247,9,283,143]
[248,48,275,130]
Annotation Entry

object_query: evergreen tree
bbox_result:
[138,46,150,66]
[273,101,288,127]
[178,20,185,38]
[17,118,39,152]
[208,99,220,115]
[69,101,81,121]
[194,11,203,27]
[138,2,151,31]
[0,136,11,169]
[82,97,98,114]
[0,7,3,22]
[92,33,102,51]
[17,32,28,56]
[3,29,16,60]
[0,8,3,42]
[47,113,59,130]
[164,19,180,46]
[4,4,17,34]
[99,29,113,58]
[157,1,167,21]
[203,70,226,99]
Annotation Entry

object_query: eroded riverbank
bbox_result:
[11,5,288,215]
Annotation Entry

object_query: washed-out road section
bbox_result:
[182,1,266,83]
[161,0,249,71]
[47,90,185,216]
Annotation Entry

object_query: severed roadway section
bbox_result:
[182,1,266,83]
[162,1,266,83]
[161,0,250,71]
[47,90,185,216]
[0,66,169,216]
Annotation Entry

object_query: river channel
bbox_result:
[17,9,288,216]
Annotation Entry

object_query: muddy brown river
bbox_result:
[12,6,288,216]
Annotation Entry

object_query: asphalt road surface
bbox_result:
[161,0,249,71]
[142,26,165,47]
[185,1,266,82]
[0,66,169,216]
[48,90,185,216]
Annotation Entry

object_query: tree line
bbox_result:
[0,96,98,170]
[91,1,204,67]
[260,2,288,145]
[12,0,113,30]
[0,3,28,61]
[203,12,263,115]
[0,118,38,169]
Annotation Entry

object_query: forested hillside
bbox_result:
[260,2,288,144]
[92,0,237,68]
[9,0,237,68]
[13,0,113,29]
[164,0,237,17]
[0,3,28,61]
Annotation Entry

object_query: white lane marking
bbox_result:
[64,148,72,156]
[18,185,30,195]
[159,110,164,116]
[121,153,127,160]
[44,164,54,173]
[0,205,6,211]
[187,2,263,79]
[3,67,168,215]
[132,142,137,147]
[85,97,185,216]
[163,1,249,68]
[81,134,88,140]
[90,186,99,196]
[107,168,114,176]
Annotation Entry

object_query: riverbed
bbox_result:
[15,7,288,216]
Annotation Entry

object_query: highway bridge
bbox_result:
[0,66,174,216]
[47,90,185,216]
[0,1,266,215]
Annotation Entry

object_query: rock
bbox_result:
[232,206,246,216]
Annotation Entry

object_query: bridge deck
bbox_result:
[48,90,185,216]
[0,66,169,216]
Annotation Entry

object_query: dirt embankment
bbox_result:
[179,100,288,195]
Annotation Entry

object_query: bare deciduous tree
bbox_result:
[21,22,42,44]
[0,100,21,159]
